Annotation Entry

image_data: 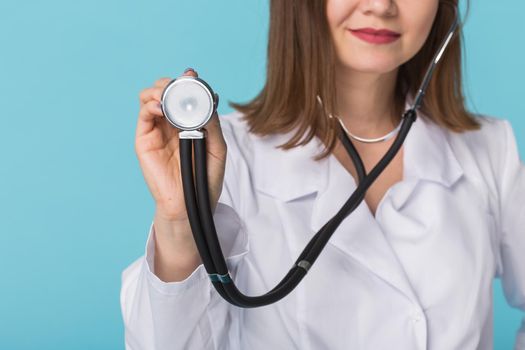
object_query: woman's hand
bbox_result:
[135,69,227,224]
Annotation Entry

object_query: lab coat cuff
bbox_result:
[143,221,209,295]
[143,202,250,295]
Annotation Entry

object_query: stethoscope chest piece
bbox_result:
[160,76,219,131]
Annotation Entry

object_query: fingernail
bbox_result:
[184,67,195,73]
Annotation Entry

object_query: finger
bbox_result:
[206,110,222,138]
[139,87,164,107]
[203,110,227,158]
[182,68,198,78]
[154,77,172,88]
[136,100,164,137]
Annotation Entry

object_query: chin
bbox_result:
[337,55,402,75]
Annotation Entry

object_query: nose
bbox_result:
[359,0,397,17]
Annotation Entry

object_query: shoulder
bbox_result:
[217,109,298,164]
[216,109,292,210]
[448,114,507,142]
[444,114,517,210]
[445,114,511,167]
[216,110,256,167]
[217,109,253,145]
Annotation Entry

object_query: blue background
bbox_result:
[0,0,523,349]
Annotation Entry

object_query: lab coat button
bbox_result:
[411,308,424,323]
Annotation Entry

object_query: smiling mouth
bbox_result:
[348,28,401,44]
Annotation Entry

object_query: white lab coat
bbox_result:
[120,105,525,350]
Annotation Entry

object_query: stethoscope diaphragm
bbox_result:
[160,76,219,131]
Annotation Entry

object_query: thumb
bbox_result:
[204,110,227,160]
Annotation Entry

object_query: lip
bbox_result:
[349,27,401,44]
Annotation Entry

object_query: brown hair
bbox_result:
[229,0,480,161]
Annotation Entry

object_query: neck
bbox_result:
[335,65,400,138]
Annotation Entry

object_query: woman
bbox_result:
[121,0,525,349]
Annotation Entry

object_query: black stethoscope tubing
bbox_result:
[180,108,415,308]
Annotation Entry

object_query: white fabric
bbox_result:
[120,106,525,350]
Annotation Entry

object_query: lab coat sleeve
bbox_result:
[495,119,525,350]
[120,141,250,349]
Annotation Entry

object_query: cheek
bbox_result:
[400,4,439,61]
[326,0,354,27]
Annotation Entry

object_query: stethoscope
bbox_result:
[160,5,459,308]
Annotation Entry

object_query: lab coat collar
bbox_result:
[252,100,464,305]
[252,102,464,206]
